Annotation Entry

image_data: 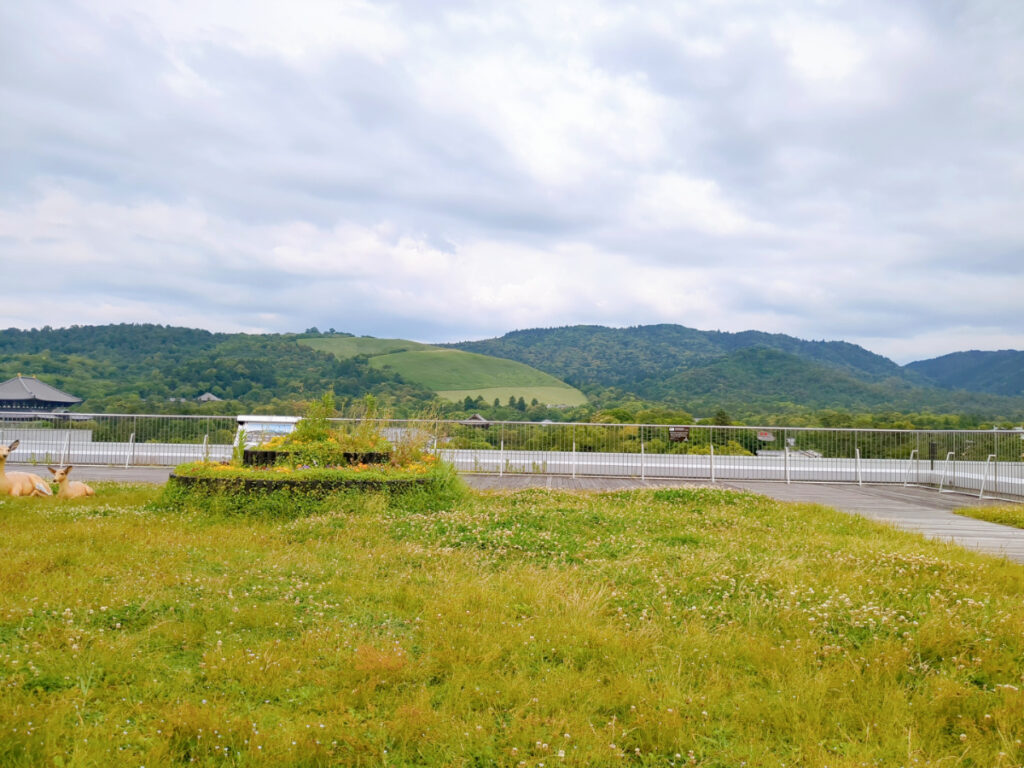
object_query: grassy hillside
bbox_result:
[3,484,1024,765]
[301,336,435,358]
[302,337,587,406]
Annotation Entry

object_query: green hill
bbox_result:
[301,337,587,406]
[0,325,436,414]
[449,324,909,389]
[449,324,1024,419]
[906,350,1024,397]
[652,347,1024,416]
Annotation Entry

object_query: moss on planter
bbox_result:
[159,459,465,517]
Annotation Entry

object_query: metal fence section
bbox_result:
[410,419,1024,500]
[0,413,236,467]
[2,413,1022,500]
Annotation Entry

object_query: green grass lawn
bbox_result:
[956,504,1024,530]
[2,483,1024,766]
[300,336,434,359]
[366,349,567,391]
[301,337,586,406]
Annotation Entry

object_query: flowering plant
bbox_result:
[256,392,393,467]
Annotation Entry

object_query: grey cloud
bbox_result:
[0,0,1022,362]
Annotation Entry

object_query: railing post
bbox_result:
[125,432,135,468]
[499,438,504,477]
[994,432,1000,495]
[709,441,715,483]
[572,440,576,479]
[938,451,956,493]
[855,448,862,486]
[904,449,918,487]
[202,433,209,462]
[979,454,997,499]
[640,431,645,481]
[785,446,790,484]
[61,432,71,466]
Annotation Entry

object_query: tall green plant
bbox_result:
[290,392,336,444]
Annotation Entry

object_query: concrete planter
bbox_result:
[169,473,425,493]
[242,449,392,467]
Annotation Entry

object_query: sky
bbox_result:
[1,1,1022,364]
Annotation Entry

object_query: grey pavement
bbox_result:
[5,463,172,485]
[721,480,1024,563]
[467,475,1024,564]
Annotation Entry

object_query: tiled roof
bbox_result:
[0,375,82,404]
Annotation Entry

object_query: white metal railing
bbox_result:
[0,413,237,468]
[1,413,1022,500]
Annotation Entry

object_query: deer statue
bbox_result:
[0,440,54,496]
[47,465,95,499]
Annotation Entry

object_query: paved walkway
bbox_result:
[5,464,175,484]
[722,481,1024,563]
[466,475,1024,564]
[19,466,1024,564]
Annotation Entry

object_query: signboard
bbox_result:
[235,415,300,447]
[668,426,690,443]
[757,430,775,442]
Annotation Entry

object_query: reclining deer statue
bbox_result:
[0,440,54,497]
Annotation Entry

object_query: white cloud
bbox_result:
[107,0,405,65]
[628,173,761,235]
[773,18,866,84]
[414,49,668,187]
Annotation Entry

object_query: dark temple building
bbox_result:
[0,375,82,413]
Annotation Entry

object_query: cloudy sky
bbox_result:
[1,1,1022,363]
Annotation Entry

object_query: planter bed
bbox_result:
[242,449,392,467]
[168,473,427,493]
[162,456,459,516]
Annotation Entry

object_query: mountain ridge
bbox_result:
[906,350,1024,397]
[2,322,1022,420]
[447,324,1024,418]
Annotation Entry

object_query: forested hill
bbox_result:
[449,325,1024,419]
[906,350,1024,397]
[0,324,435,414]
[650,347,1024,417]
[450,324,909,390]
[5,323,1024,420]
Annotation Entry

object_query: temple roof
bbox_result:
[0,375,82,404]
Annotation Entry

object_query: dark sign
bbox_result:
[669,426,690,443]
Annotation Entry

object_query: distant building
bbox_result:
[197,392,223,403]
[458,414,491,428]
[0,375,82,413]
